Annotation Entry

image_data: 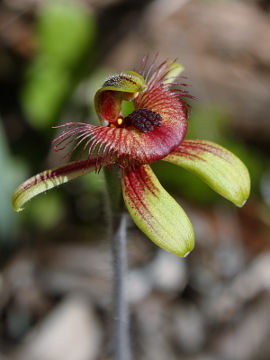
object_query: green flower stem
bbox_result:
[104,167,131,360]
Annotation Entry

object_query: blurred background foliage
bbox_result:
[22,0,96,131]
[0,0,270,359]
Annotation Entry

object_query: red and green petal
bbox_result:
[121,164,194,257]
[12,159,99,212]
[164,140,250,207]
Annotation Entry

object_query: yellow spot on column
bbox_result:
[117,118,123,126]
[110,124,116,128]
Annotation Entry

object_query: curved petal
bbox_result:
[163,140,250,207]
[121,164,194,257]
[12,159,98,212]
[53,85,188,167]
[136,83,188,146]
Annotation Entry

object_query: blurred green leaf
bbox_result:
[21,0,96,130]
[22,59,71,130]
[37,0,96,68]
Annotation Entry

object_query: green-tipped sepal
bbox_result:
[12,159,97,212]
[164,140,250,207]
[122,164,194,257]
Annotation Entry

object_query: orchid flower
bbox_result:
[12,57,250,257]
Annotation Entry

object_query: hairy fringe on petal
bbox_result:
[53,123,143,170]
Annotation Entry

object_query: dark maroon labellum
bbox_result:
[125,108,162,133]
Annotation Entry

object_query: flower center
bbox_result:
[124,108,162,133]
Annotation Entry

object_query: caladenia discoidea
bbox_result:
[12,56,250,359]
[13,56,250,256]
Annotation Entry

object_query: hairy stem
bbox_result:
[104,167,131,360]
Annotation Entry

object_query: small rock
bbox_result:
[12,296,102,360]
